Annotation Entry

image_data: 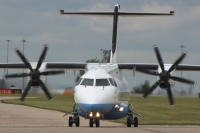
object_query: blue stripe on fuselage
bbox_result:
[77,103,129,120]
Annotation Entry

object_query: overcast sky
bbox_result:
[0,0,200,94]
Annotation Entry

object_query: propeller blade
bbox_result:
[142,80,161,99]
[15,48,33,72]
[37,78,53,101]
[5,73,30,78]
[170,76,196,85]
[20,80,33,102]
[137,69,160,76]
[167,52,187,75]
[35,44,48,71]
[39,70,65,76]
[166,83,174,106]
[154,45,165,73]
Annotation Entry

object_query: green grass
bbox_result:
[114,96,200,125]
[1,94,200,125]
[1,94,75,113]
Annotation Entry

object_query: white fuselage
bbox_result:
[74,63,130,119]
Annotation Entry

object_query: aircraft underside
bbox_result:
[67,103,139,128]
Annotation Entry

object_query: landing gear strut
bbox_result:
[89,118,100,127]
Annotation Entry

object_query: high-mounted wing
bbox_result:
[118,63,158,70]
[46,63,87,70]
[0,63,27,69]
[118,63,200,71]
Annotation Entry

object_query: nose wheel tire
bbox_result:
[95,119,100,127]
[89,119,93,127]
[89,119,100,127]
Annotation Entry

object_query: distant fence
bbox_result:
[0,89,22,94]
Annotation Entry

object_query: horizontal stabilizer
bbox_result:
[60,11,175,17]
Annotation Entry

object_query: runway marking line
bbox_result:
[0,116,18,118]
[142,129,166,133]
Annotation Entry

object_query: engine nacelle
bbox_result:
[159,81,175,89]
[157,64,176,88]
[159,82,168,89]
[27,62,47,84]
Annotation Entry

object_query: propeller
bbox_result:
[138,45,196,106]
[5,44,65,102]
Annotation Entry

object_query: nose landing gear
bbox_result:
[89,118,100,127]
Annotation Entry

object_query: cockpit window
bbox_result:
[77,78,83,85]
[108,78,117,87]
[95,79,110,86]
[80,78,94,86]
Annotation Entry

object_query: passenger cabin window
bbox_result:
[108,78,117,87]
[96,79,110,86]
[80,78,94,86]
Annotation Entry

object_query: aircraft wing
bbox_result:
[118,63,200,71]
[46,62,87,70]
[118,63,158,70]
[1,62,200,72]
[0,63,27,69]
[0,62,87,70]
[175,64,200,71]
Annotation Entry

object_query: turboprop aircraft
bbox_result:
[1,4,200,128]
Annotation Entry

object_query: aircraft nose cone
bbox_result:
[75,86,118,113]
[74,86,117,105]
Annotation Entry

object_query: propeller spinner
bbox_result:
[5,44,65,102]
[138,45,196,106]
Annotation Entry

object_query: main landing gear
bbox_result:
[89,118,100,127]
[127,114,138,127]
[69,115,80,127]
[126,104,142,127]
[63,103,80,127]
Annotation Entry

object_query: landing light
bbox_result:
[96,112,100,117]
[115,104,119,108]
[89,112,93,117]
[119,107,124,111]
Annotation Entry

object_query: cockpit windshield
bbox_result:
[78,78,117,87]
[80,78,94,86]
[108,78,117,87]
[95,79,110,86]
[76,78,83,85]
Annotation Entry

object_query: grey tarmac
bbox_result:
[0,96,200,133]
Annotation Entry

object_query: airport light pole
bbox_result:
[22,39,27,55]
[21,39,27,91]
[5,39,12,75]
[101,49,103,63]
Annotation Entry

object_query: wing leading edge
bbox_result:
[1,62,200,72]
[46,62,87,70]
[0,63,27,69]
[118,63,200,71]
